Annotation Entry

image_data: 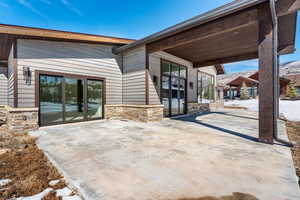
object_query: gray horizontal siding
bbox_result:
[17,39,123,108]
[0,74,7,105]
[122,46,146,105]
[7,45,14,107]
[122,70,145,104]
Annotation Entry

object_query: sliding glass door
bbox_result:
[39,73,104,126]
[40,75,63,125]
[65,78,84,122]
[161,60,187,117]
[87,80,103,119]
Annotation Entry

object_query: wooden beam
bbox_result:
[276,0,300,16]
[193,52,258,68]
[147,8,258,53]
[258,4,275,144]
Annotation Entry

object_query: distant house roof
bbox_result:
[217,70,257,87]
[217,69,292,87]
[284,74,300,86]
[0,24,135,61]
[227,76,259,87]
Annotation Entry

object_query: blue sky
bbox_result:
[0,0,299,74]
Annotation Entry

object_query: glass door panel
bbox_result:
[161,61,187,117]
[171,76,179,115]
[65,78,84,122]
[87,79,103,119]
[179,79,186,114]
[40,75,63,126]
[162,76,170,117]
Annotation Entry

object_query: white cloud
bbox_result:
[18,0,48,19]
[0,2,9,8]
[61,0,82,16]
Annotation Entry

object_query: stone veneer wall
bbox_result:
[105,105,164,122]
[0,105,7,123]
[6,107,39,134]
[187,103,210,114]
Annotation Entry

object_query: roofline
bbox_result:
[227,76,259,85]
[113,0,267,54]
[0,24,135,45]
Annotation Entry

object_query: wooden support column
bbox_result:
[258,5,276,144]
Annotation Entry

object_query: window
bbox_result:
[39,73,104,126]
[161,60,187,117]
[198,71,215,103]
[297,86,300,95]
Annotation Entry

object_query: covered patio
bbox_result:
[32,108,300,200]
[115,0,300,144]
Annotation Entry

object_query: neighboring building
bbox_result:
[218,70,290,99]
[280,60,300,95]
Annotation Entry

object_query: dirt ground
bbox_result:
[174,192,258,200]
[286,121,300,186]
[0,125,68,200]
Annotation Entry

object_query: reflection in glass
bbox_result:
[198,72,215,103]
[65,78,84,121]
[161,61,187,117]
[87,80,103,119]
[40,75,63,126]
[179,79,186,114]
[162,61,170,75]
[179,66,186,78]
[171,77,179,115]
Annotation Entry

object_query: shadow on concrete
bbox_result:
[171,112,259,143]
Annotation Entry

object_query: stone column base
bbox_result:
[6,107,39,134]
[0,105,7,123]
[187,103,210,114]
[105,104,164,122]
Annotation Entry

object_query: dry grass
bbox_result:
[286,121,300,186]
[42,191,62,200]
[0,125,66,199]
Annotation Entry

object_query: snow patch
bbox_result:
[224,99,300,121]
[56,187,72,197]
[13,188,53,200]
[49,179,60,186]
[0,179,11,187]
[62,195,82,200]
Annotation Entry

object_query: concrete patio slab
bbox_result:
[31,109,300,200]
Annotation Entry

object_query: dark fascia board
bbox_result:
[0,24,135,45]
[113,0,267,54]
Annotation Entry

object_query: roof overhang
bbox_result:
[0,24,135,61]
[114,0,299,68]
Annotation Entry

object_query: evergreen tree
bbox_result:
[287,82,298,99]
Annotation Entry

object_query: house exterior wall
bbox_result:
[148,51,217,105]
[8,45,14,107]
[16,39,123,108]
[122,45,146,105]
[0,68,8,105]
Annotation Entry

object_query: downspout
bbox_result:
[269,0,294,147]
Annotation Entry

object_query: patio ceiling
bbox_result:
[145,1,298,67]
